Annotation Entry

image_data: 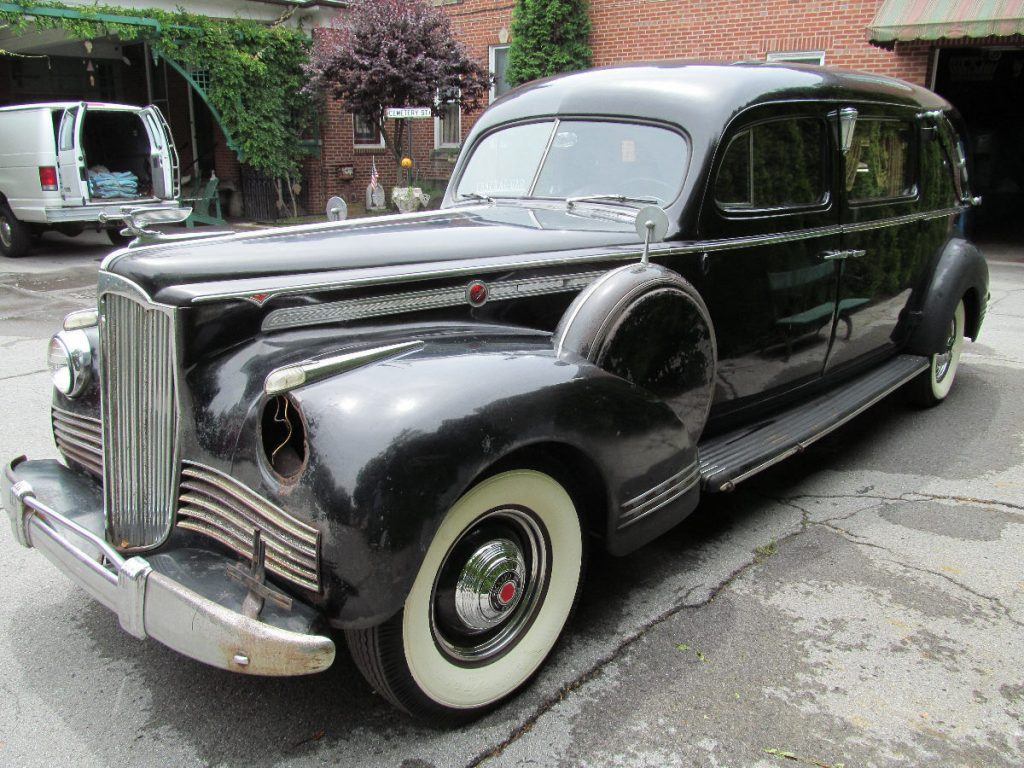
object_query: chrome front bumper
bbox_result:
[3,457,335,676]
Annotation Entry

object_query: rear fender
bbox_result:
[907,237,989,354]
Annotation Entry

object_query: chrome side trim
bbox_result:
[264,340,424,396]
[184,207,965,307]
[262,272,599,332]
[176,461,322,592]
[618,462,700,530]
[52,406,103,476]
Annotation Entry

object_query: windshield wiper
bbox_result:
[566,194,662,210]
[455,191,495,204]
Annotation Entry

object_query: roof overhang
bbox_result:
[868,0,1024,45]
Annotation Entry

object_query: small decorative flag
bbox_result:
[369,158,379,191]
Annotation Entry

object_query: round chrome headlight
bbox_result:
[46,330,92,397]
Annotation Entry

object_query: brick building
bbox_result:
[313,0,1023,242]
[2,1,1020,235]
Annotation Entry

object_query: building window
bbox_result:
[490,45,511,102]
[435,91,461,148]
[766,51,826,66]
[353,113,383,147]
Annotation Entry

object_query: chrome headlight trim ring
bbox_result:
[47,329,92,398]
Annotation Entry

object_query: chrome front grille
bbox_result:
[99,289,179,548]
[52,406,103,476]
[177,462,321,592]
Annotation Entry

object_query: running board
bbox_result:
[698,354,929,492]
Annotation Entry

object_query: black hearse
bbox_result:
[5,63,988,723]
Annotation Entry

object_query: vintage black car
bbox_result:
[4,63,988,723]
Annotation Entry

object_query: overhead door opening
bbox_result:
[933,47,1024,244]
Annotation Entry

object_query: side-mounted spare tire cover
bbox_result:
[554,263,717,446]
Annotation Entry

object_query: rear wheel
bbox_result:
[346,469,584,724]
[909,299,965,407]
[0,202,31,258]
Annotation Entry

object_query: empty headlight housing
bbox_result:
[47,330,92,397]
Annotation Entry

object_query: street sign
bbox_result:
[386,107,433,119]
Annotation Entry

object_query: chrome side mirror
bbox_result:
[634,205,669,266]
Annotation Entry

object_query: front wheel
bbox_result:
[346,469,584,724]
[909,299,966,407]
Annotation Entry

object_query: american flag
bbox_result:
[369,158,379,191]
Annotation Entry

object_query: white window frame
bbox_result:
[434,92,461,149]
[766,50,826,66]
[490,44,511,103]
[353,113,385,148]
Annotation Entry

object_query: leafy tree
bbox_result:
[304,0,490,168]
[506,0,592,88]
[0,2,312,215]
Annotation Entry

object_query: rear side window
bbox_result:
[846,119,915,202]
[58,109,76,151]
[715,118,827,210]
[921,127,958,209]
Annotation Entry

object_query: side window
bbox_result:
[920,126,958,209]
[58,108,77,151]
[939,118,970,200]
[846,119,916,202]
[715,118,826,210]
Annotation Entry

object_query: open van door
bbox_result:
[57,104,87,205]
[140,106,180,201]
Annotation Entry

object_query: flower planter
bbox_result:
[392,186,430,213]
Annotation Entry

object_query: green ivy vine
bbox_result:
[0,2,313,183]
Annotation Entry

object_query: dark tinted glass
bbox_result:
[921,128,958,209]
[715,118,826,209]
[846,120,915,202]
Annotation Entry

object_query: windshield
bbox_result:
[456,120,688,205]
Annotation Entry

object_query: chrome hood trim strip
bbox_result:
[164,206,964,307]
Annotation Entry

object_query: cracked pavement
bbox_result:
[0,238,1022,767]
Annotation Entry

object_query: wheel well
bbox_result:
[962,287,982,340]
[474,442,609,543]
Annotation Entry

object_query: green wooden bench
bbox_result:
[768,261,870,359]
[180,176,226,228]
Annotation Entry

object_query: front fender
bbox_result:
[223,336,694,628]
[907,237,989,354]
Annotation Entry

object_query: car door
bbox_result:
[692,103,842,412]
[56,103,87,205]
[139,106,179,201]
[825,105,928,373]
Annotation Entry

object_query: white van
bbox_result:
[0,101,180,257]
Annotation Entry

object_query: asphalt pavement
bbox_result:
[0,232,1021,767]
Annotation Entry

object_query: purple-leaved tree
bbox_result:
[304,0,491,171]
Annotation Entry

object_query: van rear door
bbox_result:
[139,106,179,201]
[56,104,87,205]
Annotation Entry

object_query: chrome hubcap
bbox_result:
[0,216,11,249]
[431,507,549,664]
[934,317,957,382]
[454,538,526,631]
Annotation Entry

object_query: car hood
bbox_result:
[106,204,643,304]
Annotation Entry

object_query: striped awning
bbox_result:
[868,0,1024,43]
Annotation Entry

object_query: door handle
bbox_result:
[820,249,867,261]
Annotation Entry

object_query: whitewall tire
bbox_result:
[910,299,966,407]
[346,469,584,723]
